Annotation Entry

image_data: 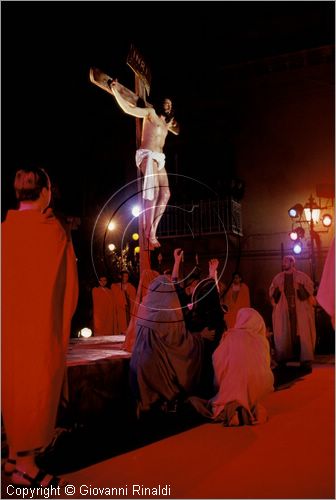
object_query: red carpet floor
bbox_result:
[61,362,334,499]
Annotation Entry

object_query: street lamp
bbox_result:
[288,194,333,285]
[288,203,304,218]
[303,195,320,285]
[293,242,303,255]
[322,214,332,227]
[303,196,320,224]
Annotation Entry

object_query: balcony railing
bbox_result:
[157,198,243,238]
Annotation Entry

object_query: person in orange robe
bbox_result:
[110,281,128,334]
[2,168,78,487]
[120,271,137,325]
[92,276,114,335]
[223,272,251,328]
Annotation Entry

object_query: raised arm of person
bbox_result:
[208,258,220,293]
[208,258,219,279]
[172,248,184,282]
[110,79,154,119]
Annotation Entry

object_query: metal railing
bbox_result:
[157,198,243,238]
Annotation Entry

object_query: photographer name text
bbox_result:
[7,483,172,498]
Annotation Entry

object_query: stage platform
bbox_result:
[60,335,132,427]
[66,335,130,367]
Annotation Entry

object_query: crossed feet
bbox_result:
[144,235,161,250]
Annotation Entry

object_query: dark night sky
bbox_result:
[2,1,334,216]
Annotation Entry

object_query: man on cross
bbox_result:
[110,80,179,249]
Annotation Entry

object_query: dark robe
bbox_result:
[187,278,226,348]
[130,275,204,413]
[176,278,226,397]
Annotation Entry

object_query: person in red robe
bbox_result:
[92,276,114,335]
[223,272,251,328]
[119,271,137,325]
[110,281,128,334]
[2,168,78,487]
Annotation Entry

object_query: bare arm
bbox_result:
[208,258,219,292]
[110,80,153,119]
[168,117,180,135]
[208,259,219,279]
[172,248,184,281]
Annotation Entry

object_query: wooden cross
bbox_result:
[126,45,152,272]
[89,45,152,275]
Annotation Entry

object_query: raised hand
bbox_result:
[208,258,219,279]
[174,248,184,263]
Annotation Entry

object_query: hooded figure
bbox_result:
[189,308,274,426]
[123,269,159,352]
[130,274,204,413]
[210,308,274,424]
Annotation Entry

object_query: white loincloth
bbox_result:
[135,149,166,201]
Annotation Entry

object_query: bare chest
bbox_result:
[142,116,169,150]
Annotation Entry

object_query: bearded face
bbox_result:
[156,98,174,122]
[282,257,295,271]
[163,98,172,114]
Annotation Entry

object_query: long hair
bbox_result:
[152,96,175,123]
[14,168,50,201]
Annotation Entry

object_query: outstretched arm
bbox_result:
[168,117,180,135]
[110,79,153,119]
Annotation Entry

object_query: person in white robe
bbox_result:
[269,255,316,368]
[188,308,274,426]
